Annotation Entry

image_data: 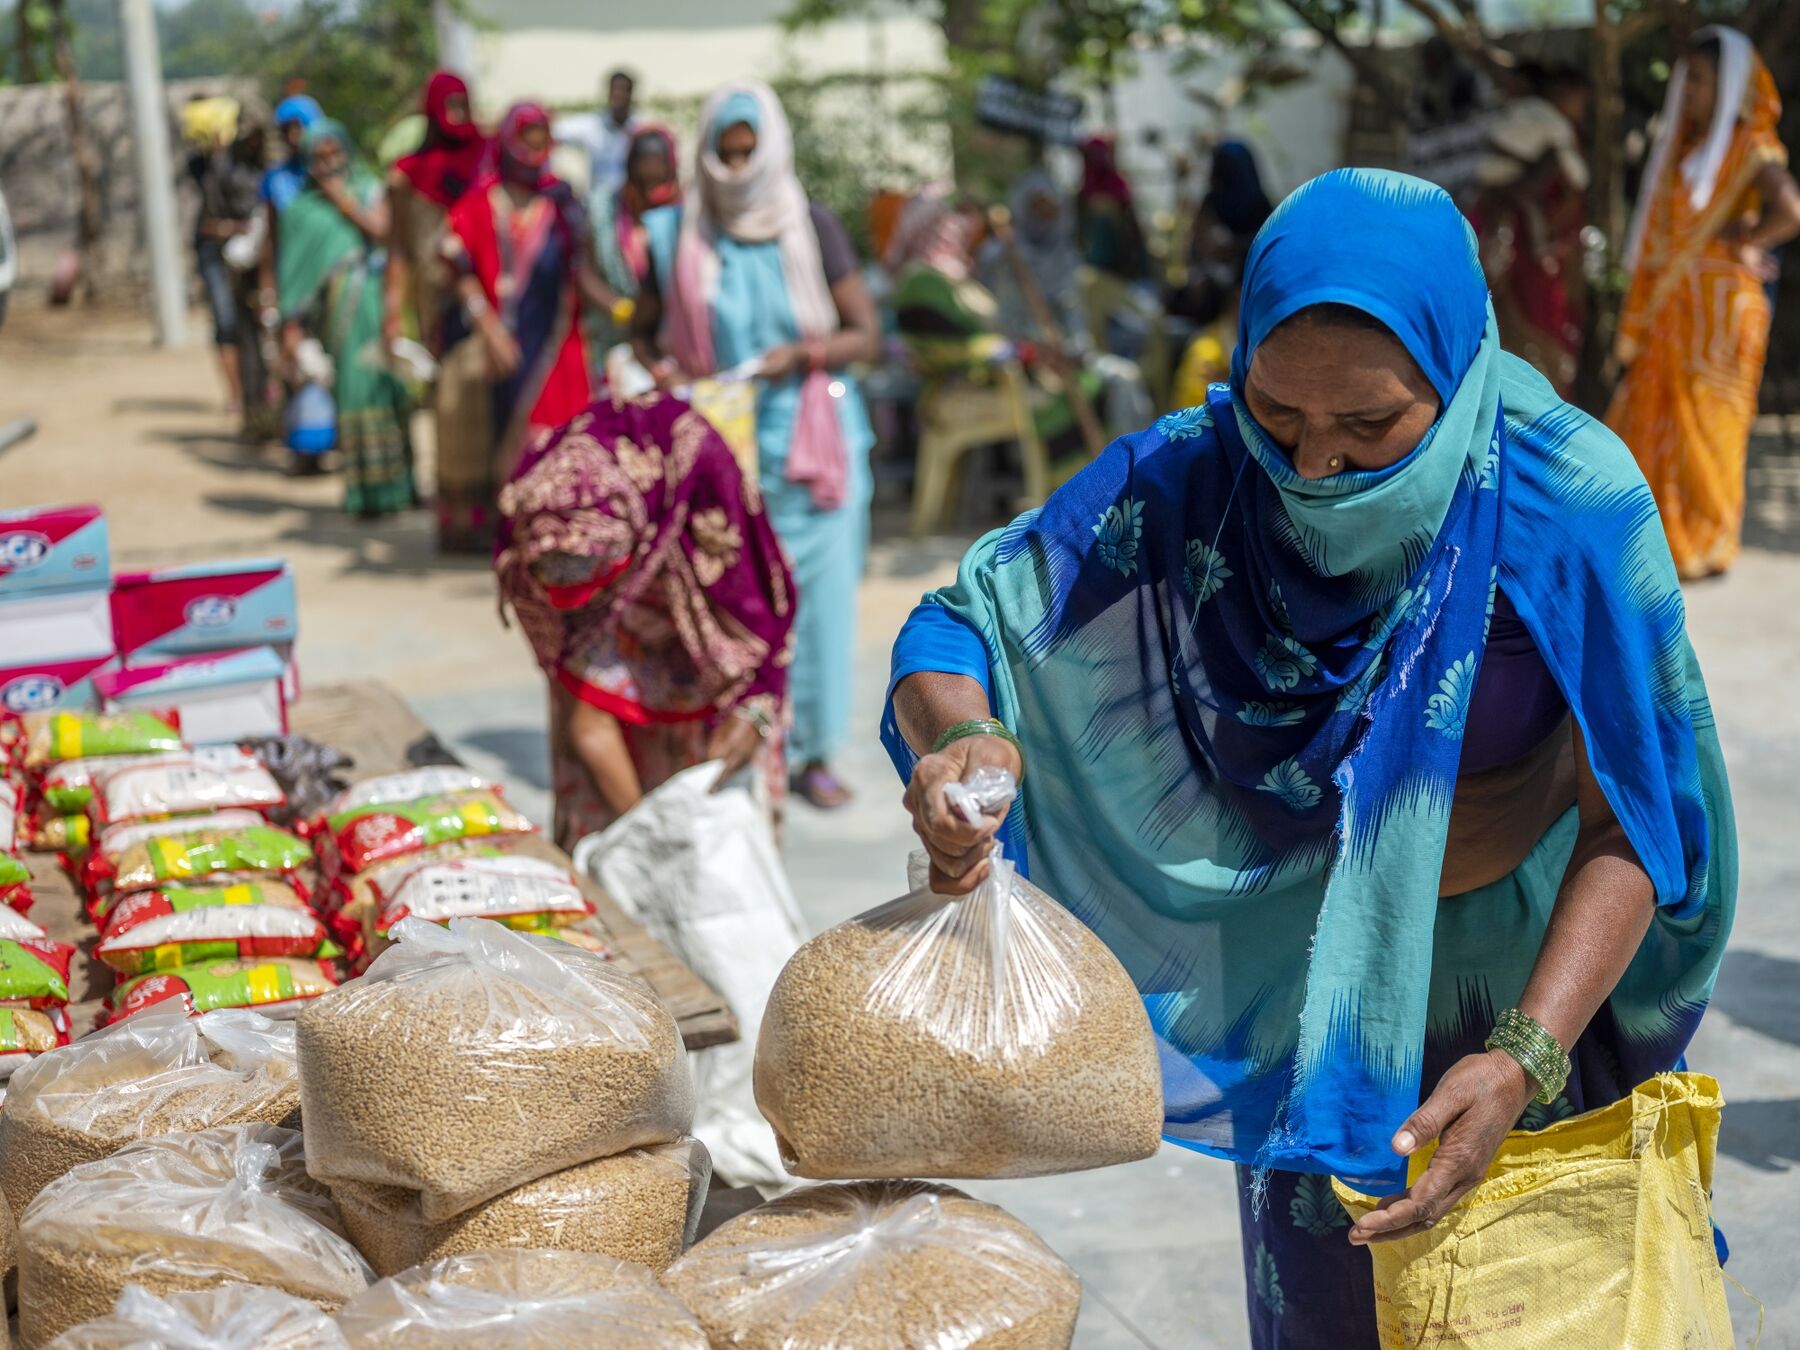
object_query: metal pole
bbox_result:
[117,0,186,347]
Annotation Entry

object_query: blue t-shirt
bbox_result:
[260,161,308,214]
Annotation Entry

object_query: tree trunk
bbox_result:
[15,1,40,84]
[47,0,101,302]
[1574,0,1626,414]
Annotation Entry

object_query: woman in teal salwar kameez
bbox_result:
[884,169,1735,1348]
[632,82,882,810]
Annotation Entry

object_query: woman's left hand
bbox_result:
[756,343,806,381]
[1348,1049,1536,1246]
[705,713,764,790]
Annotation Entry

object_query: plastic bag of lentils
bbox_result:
[0,1007,301,1218]
[754,769,1163,1179]
[335,1249,709,1349]
[663,1180,1082,1349]
[43,1283,348,1350]
[330,1136,712,1277]
[297,917,693,1222]
[16,1124,373,1349]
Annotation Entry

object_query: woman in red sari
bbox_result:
[442,104,617,540]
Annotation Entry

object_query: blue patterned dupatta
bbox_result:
[881,170,1733,1189]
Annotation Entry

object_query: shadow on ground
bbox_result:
[1718,1097,1800,1172]
[1710,950,1800,1049]
[457,727,552,792]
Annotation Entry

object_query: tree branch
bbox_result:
[1393,0,1514,80]
[1275,0,1417,130]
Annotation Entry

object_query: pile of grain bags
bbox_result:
[755,770,1163,1180]
[15,1123,372,1348]
[336,1250,708,1348]
[298,917,703,1274]
[0,1008,300,1216]
[44,1284,348,1350]
[664,1180,1082,1349]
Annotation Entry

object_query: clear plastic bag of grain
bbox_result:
[332,1135,711,1277]
[336,1249,708,1349]
[754,769,1163,1179]
[663,1180,1082,1349]
[0,1007,301,1217]
[43,1283,348,1350]
[16,1123,373,1348]
[297,917,693,1222]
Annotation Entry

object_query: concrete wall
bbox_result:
[0,76,261,293]
[439,0,945,113]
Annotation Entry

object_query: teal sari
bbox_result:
[277,123,414,518]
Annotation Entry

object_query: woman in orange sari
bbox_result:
[1606,26,1800,579]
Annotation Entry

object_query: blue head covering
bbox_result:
[883,167,1731,1187]
[274,95,323,131]
[709,91,762,151]
[1234,168,1487,403]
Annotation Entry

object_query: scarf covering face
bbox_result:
[395,70,490,208]
[884,168,1732,1186]
[496,394,796,723]
[1205,139,1274,239]
[1078,134,1134,208]
[883,182,974,280]
[495,102,556,190]
[664,80,848,511]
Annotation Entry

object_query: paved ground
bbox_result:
[4,300,1798,1347]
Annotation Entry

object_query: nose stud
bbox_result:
[1327,456,1342,472]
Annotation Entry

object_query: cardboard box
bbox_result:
[0,652,117,716]
[0,504,109,598]
[111,558,297,659]
[95,646,288,744]
[0,587,115,665]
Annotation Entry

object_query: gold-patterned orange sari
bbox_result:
[1606,56,1786,578]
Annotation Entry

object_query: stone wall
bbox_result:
[0,76,262,296]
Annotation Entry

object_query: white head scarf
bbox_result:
[1622,24,1754,271]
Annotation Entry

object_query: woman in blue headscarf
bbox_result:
[884,169,1733,1347]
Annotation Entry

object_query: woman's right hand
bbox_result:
[480,314,523,379]
[903,733,1023,896]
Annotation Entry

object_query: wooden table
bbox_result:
[20,679,739,1051]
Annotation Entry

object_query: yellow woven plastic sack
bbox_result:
[686,379,759,480]
[1333,1073,1731,1349]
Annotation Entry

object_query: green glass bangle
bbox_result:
[931,718,1025,778]
[1485,1007,1570,1106]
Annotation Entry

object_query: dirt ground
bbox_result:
[4,297,1799,1347]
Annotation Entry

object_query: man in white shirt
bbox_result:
[553,69,639,197]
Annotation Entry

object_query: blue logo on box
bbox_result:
[184,595,239,628]
[1,674,65,713]
[0,532,51,572]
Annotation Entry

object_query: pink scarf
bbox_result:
[664,82,847,511]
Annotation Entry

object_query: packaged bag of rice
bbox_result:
[0,937,76,1008]
[0,1008,300,1215]
[23,811,88,853]
[96,881,336,975]
[1,777,20,851]
[107,957,338,1024]
[663,1180,1082,1350]
[335,1250,707,1350]
[754,768,1163,1180]
[10,711,183,773]
[324,793,535,876]
[298,917,692,1221]
[371,854,592,945]
[103,823,312,895]
[38,755,150,816]
[84,811,269,909]
[332,1135,710,1277]
[0,1006,72,1079]
[93,749,285,825]
[319,768,488,824]
[1,851,32,911]
[16,1123,373,1348]
[42,1283,348,1350]
[0,903,45,940]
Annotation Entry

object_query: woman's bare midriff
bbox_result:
[1440,715,1577,897]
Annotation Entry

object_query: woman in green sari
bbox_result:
[278,119,415,518]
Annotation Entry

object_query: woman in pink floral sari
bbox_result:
[497,392,796,849]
